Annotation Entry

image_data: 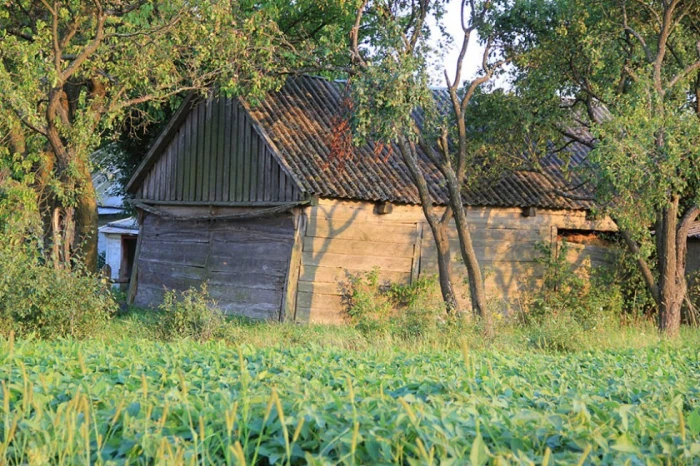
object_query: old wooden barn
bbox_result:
[124,75,617,323]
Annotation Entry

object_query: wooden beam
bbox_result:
[130,199,297,207]
[374,201,393,215]
[281,208,306,322]
[522,207,537,217]
[126,210,145,306]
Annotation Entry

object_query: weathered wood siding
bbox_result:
[136,96,303,204]
[134,209,295,319]
[296,199,618,323]
[296,201,419,323]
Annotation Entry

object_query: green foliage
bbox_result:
[520,241,625,351]
[0,0,358,268]
[342,268,442,339]
[157,285,225,343]
[528,242,623,324]
[0,250,116,339]
[607,237,658,318]
[1,332,699,463]
[506,0,700,333]
[0,160,42,250]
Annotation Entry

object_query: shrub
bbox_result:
[526,314,585,352]
[523,241,622,331]
[0,250,116,339]
[157,285,225,342]
[341,268,442,339]
[341,268,393,335]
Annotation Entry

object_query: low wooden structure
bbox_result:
[125,76,617,323]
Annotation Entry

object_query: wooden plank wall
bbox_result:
[297,199,618,323]
[135,210,295,319]
[137,96,303,204]
[296,201,419,324]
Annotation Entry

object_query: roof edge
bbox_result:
[124,92,199,193]
[238,99,308,194]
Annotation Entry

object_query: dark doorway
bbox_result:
[120,235,138,287]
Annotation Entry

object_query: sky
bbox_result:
[428,0,486,86]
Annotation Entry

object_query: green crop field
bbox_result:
[1,331,699,465]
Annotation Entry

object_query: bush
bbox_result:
[526,314,585,352]
[523,242,622,330]
[0,250,116,339]
[157,285,225,342]
[341,268,442,339]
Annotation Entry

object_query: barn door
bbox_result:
[206,216,295,319]
[136,214,296,320]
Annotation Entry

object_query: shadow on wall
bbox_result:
[291,200,622,323]
[294,203,362,323]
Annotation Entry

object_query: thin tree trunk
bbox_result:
[426,219,459,312]
[74,161,99,272]
[51,207,62,268]
[398,138,460,313]
[443,169,491,330]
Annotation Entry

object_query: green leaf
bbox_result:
[470,433,490,466]
[688,410,700,436]
[611,434,639,453]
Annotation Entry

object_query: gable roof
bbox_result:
[127,75,594,210]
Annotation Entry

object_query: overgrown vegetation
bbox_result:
[0,260,698,463]
[0,175,116,339]
[157,285,226,343]
[0,249,116,339]
[339,241,690,353]
[1,329,699,464]
[516,242,623,351]
[342,269,445,339]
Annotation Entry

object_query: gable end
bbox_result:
[128,95,305,205]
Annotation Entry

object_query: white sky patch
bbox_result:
[427,0,486,87]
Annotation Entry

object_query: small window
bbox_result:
[557,229,617,247]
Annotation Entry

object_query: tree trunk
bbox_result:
[659,293,682,337]
[74,158,99,272]
[443,170,491,331]
[657,198,682,337]
[397,138,461,313]
[426,218,459,312]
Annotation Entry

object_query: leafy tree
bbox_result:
[509,0,700,336]
[0,0,355,270]
[347,0,518,330]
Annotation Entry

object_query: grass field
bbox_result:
[1,317,700,465]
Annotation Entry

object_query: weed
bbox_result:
[157,285,225,342]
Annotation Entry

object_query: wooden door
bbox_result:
[136,214,295,320]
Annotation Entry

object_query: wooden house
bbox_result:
[124,76,617,323]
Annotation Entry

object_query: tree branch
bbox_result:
[350,0,370,70]
[61,4,106,81]
[622,1,654,62]
[667,55,700,89]
[620,229,661,305]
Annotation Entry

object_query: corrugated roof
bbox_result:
[245,75,595,210]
